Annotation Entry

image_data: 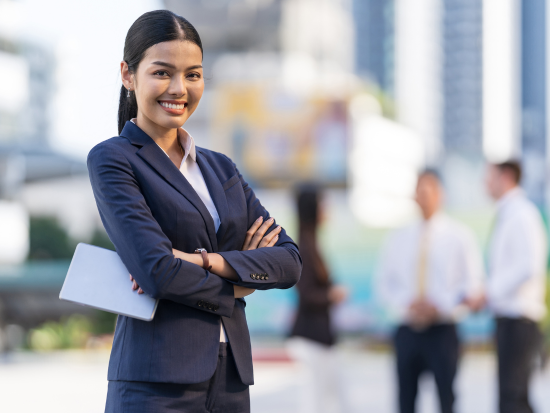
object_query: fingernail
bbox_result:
[256,216,263,222]
[268,217,274,222]
[277,225,281,229]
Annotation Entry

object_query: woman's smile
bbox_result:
[158,100,188,115]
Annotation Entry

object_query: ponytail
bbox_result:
[118,84,138,134]
[117,10,203,135]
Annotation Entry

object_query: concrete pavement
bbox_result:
[0,348,549,412]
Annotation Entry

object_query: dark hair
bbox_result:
[296,185,320,229]
[295,184,329,283]
[418,168,442,184]
[118,10,203,134]
[495,160,522,184]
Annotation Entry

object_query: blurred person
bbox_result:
[485,161,547,413]
[377,170,484,413]
[87,10,301,413]
[287,185,349,413]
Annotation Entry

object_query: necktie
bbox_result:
[416,225,430,298]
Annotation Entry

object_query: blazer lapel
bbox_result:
[121,122,218,251]
[196,149,230,247]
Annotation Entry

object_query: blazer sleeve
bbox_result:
[217,158,302,290]
[87,143,236,318]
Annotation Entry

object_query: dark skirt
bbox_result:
[105,343,249,413]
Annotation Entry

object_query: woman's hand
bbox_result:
[234,285,255,299]
[242,216,281,250]
[129,274,144,294]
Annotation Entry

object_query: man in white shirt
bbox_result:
[485,160,547,413]
[377,170,484,413]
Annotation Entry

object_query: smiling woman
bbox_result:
[87,9,301,413]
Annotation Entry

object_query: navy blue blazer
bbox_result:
[87,121,301,385]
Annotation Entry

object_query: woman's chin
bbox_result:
[151,113,189,130]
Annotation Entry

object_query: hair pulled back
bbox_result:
[118,10,203,134]
[295,184,329,284]
[296,185,320,230]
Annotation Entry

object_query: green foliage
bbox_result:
[89,229,115,251]
[26,311,117,351]
[28,216,75,260]
[90,310,118,335]
[27,216,115,260]
[27,315,92,351]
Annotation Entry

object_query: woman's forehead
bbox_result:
[142,40,202,67]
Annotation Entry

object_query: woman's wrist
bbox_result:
[172,249,202,266]
[208,253,239,281]
[172,249,238,281]
[194,248,212,270]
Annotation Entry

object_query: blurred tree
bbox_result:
[27,216,74,260]
[91,310,117,335]
[89,229,115,251]
[26,312,117,351]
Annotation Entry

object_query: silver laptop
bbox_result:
[59,243,159,321]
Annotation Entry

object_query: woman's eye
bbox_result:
[154,70,169,77]
[187,73,201,80]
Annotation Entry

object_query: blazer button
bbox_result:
[250,273,256,280]
[197,300,203,307]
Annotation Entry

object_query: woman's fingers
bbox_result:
[259,226,281,248]
[266,235,279,247]
[242,216,280,251]
[248,217,274,250]
[130,274,143,293]
[242,216,264,250]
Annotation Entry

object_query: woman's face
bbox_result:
[122,40,204,132]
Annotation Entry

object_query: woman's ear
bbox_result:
[121,61,134,90]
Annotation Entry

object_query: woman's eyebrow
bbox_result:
[150,61,203,71]
[151,61,176,69]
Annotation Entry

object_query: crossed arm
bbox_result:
[89,143,301,318]
[130,216,282,298]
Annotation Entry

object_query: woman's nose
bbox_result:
[169,77,186,97]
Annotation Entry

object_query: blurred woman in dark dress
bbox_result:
[288,186,348,413]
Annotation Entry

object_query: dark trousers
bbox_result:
[496,317,542,413]
[394,324,459,413]
[105,343,250,413]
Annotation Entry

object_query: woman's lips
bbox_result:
[158,100,187,115]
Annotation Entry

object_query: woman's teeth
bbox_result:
[160,102,185,110]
